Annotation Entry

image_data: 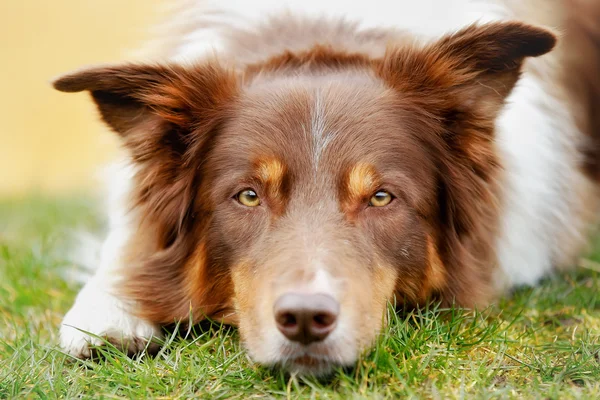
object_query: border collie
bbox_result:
[55,0,600,375]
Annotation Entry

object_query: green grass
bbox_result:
[1,195,600,399]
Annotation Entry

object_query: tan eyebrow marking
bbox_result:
[254,157,288,217]
[347,163,380,201]
[341,163,382,216]
[255,157,285,194]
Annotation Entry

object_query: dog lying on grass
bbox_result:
[55,0,600,375]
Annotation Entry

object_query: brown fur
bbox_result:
[55,17,569,369]
[562,0,600,180]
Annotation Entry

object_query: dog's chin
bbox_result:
[278,354,351,377]
[252,340,358,377]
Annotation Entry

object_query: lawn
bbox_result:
[1,195,600,399]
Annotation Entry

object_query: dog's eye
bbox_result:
[369,190,393,207]
[237,189,261,207]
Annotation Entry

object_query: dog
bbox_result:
[55,0,600,375]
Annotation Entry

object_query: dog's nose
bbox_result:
[273,293,339,345]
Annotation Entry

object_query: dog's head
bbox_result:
[54,22,555,375]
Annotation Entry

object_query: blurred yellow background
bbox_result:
[0,1,162,195]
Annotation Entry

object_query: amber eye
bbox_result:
[369,190,393,207]
[237,189,261,207]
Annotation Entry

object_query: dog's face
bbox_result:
[54,22,555,375]
[206,74,437,373]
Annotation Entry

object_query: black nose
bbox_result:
[273,293,339,345]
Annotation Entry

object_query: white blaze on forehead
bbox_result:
[311,92,335,172]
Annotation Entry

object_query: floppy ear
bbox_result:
[55,63,239,324]
[378,21,556,118]
[53,63,237,161]
[377,22,556,306]
[53,62,238,241]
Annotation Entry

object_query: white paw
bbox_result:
[60,279,162,358]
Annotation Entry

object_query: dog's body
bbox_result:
[57,0,600,375]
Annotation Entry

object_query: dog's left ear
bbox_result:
[378,22,556,306]
[378,21,557,117]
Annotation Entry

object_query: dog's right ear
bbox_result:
[54,62,238,247]
[55,63,240,322]
[53,62,238,161]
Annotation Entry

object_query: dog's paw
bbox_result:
[60,281,162,358]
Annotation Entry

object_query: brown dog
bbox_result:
[56,0,600,375]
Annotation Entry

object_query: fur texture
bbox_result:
[55,0,600,375]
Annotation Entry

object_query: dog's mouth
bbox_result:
[282,354,337,376]
[291,354,324,367]
[276,345,350,376]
